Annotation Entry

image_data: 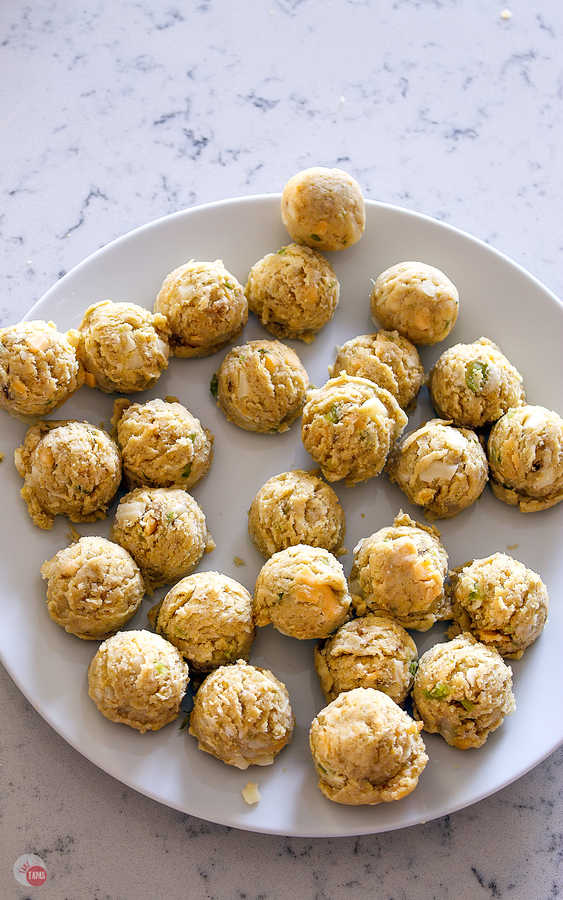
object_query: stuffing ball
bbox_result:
[154,259,247,358]
[0,320,83,418]
[153,572,255,671]
[88,630,189,733]
[113,397,213,490]
[314,614,418,705]
[248,469,345,558]
[281,166,365,251]
[253,544,351,640]
[331,330,424,409]
[41,536,144,640]
[15,420,121,530]
[412,633,515,749]
[111,487,214,591]
[371,261,459,345]
[488,405,563,512]
[447,552,548,659]
[387,418,488,518]
[351,512,448,631]
[301,373,407,485]
[215,339,309,433]
[245,243,339,343]
[429,337,525,428]
[189,660,294,769]
[309,688,428,805]
[77,300,169,393]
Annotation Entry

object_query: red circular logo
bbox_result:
[26,865,47,886]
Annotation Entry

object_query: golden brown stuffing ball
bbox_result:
[301,373,407,485]
[314,614,418,705]
[189,660,294,769]
[371,261,459,345]
[387,418,488,518]
[281,167,365,251]
[253,544,351,640]
[331,331,424,409]
[88,630,189,732]
[0,320,83,419]
[15,420,122,530]
[487,405,563,512]
[248,469,345,558]
[245,243,339,343]
[447,552,548,659]
[351,512,448,631]
[309,688,428,805]
[154,259,247,358]
[412,633,515,749]
[215,339,309,433]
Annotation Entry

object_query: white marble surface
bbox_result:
[1,0,562,897]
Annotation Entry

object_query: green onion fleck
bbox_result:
[224,280,234,289]
[310,233,322,242]
[461,698,475,712]
[277,247,287,255]
[465,360,489,393]
[424,682,450,701]
[210,373,219,398]
[409,660,419,677]
[325,404,340,424]
[182,462,192,479]
[188,433,197,442]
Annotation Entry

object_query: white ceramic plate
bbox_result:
[1,196,562,837]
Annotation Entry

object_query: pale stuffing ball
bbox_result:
[301,373,407,485]
[281,167,365,251]
[88,630,189,733]
[77,300,170,393]
[248,469,345,558]
[351,512,448,631]
[245,243,339,343]
[387,418,488,518]
[253,544,351,640]
[314,615,418,705]
[0,320,83,419]
[154,259,247,358]
[447,553,548,659]
[309,688,428,805]
[412,633,515,749]
[153,572,255,671]
[487,405,563,512]
[41,536,144,640]
[215,339,309,433]
[331,330,424,409]
[189,660,294,769]
[113,397,213,490]
[429,337,525,428]
[371,261,459,345]
[111,487,214,591]
[15,420,122,530]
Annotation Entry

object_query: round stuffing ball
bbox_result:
[245,243,339,343]
[114,397,213,490]
[254,544,351,640]
[41,536,144,640]
[154,259,247,358]
[15,420,122,530]
[0,320,83,419]
[371,261,459,345]
[248,469,345,558]
[189,660,294,768]
[88,630,189,732]
[387,418,488,518]
[331,330,424,409]
[301,373,407,485]
[315,615,418,705]
[215,339,309,433]
[447,552,548,659]
[309,688,428,805]
[111,487,214,591]
[488,405,563,512]
[351,512,448,630]
[281,166,365,251]
[412,633,515,749]
[153,572,255,671]
[77,300,169,393]
[429,337,525,428]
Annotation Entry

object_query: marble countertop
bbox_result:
[2,0,562,897]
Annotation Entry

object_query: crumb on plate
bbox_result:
[242,782,261,805]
